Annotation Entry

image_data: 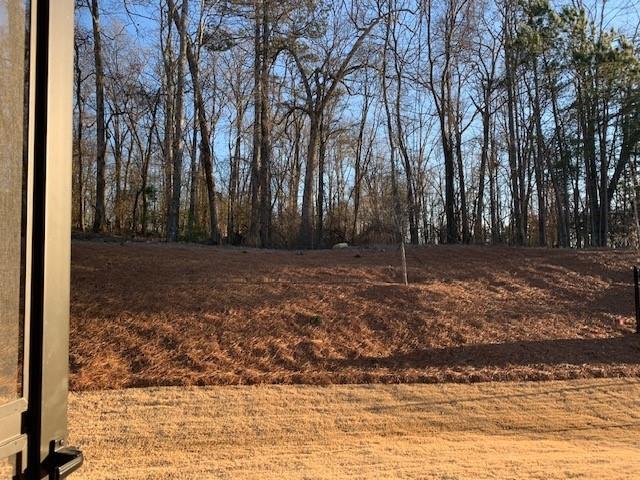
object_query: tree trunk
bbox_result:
[352,84,370,243]
[489,133,500,244]
[168,0,220,243]
[442,62,458,244]
[455,119,469,244]
[258,1,272,247]
[545,56,570,247]
[289,116,302,215]
[90,0,106,233]
[299,113,320,248]
[112,115,123,233]
[577,82,600,247]
[316,114,326,247]
[74,37,85,231]
[161,10,175,237]
[504,8,523,245]
[188,99,199,240]
[475,100,490,244]
[166,0,188,242]
[249,3,262,246]
[228,103,242,244]
[532,63,546,246]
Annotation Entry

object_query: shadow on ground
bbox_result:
[332,335,640,370]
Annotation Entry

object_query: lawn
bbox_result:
[69,379,640,479]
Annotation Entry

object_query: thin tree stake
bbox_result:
[400,241,408,286]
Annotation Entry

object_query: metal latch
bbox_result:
[44,447,83,479]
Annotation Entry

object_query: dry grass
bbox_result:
[0,459,14,479]
[69,378,640,479]
[70,241,640,390]
[66,243,640,478]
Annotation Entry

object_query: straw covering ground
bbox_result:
[70,240,640,389]
[69,379,640,479]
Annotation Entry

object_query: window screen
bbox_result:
[0,0,29,406]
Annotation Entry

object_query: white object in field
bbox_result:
[332,243,349,249]
[400,242,409,286]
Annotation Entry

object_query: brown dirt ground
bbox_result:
[68,379,640,479]
[70,241,640,390]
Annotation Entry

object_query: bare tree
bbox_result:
[89,0,107,233]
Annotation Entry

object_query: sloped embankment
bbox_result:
[70,241,640,389]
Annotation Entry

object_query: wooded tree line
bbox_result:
[74,0,640,248]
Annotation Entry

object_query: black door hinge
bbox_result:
[43,447,83,480]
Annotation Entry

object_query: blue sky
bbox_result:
[75,0,640,196]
